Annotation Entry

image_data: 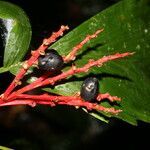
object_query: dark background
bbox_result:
[0,0,150,150]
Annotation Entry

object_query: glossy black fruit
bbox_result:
[80,77,99,102]
[38,49,64,72]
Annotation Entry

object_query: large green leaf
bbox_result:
[0,1,31,68]
[42,0,150,125]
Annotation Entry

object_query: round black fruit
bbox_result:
[80,77,99,102]
[38,49,64,72]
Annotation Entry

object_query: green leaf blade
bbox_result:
[0,1,31,67]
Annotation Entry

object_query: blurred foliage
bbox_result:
[0,1,31,67]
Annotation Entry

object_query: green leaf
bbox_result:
[0,146,13,150]
[0,61,23,73]
[43,0,150,125]
[0,1,31,68]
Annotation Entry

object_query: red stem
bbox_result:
[16,93,80,102]
[16,93,121,102]
[0,94,122,114]
[11,72,51,97]
[64,29,104,62]
[97,93,121,102]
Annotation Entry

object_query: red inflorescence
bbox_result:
[0,25,134,114]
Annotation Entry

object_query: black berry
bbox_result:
[38,49,64,72]
[80,77,99,102]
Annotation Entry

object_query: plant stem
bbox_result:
[1,93,122,114]
[64,29,104,62]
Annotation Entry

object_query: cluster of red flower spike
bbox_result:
[0,25,134,114]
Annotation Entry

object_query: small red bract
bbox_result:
[0,25,134,114]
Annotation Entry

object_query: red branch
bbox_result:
[0,93,122,114]
[97,93,121,102]
[13,93,121,102]
[0,99,121,114]
[64,29,104,62]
